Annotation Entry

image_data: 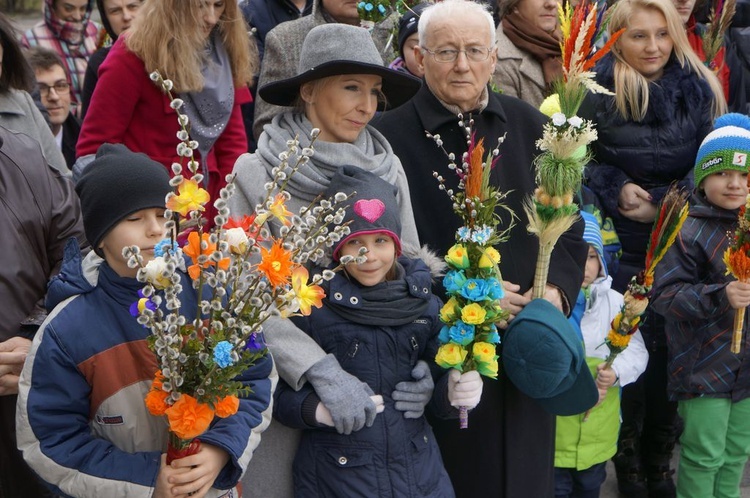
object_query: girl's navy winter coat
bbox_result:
[580,54,714,284]
[274,257,455,498]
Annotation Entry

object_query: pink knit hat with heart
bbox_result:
[326,166,403,261]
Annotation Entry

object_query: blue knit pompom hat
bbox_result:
[581,211,607,277]
[694,113,750,187]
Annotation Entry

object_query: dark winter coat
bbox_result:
[580,54,714,284]
[373,84,588,498]
[240,0,312,61]
[274,257,455,498]
[651,194,750,402]
[726,0,750,114]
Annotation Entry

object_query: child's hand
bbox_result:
[447,369,483,409]
[153,454,190,498]
[726,281,750,309]
[316,396,384,428]
[595,364,617,389]
[167,443,230,498]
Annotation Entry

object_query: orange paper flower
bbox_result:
[225,214,263,242]
[466,138,485,200]
[166,179,210,216]
[183,231,230,280]
[214,395,240,418]
[145,388,169,416]
[258,241,294,287]
[165,394,214,440]
[152,370,164,390]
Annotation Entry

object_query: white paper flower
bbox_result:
[142,257,172,289]
[224,228,249,255]
[551,113,567,127]
[567,116,583,128]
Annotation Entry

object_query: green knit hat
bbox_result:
[694,113,750,188]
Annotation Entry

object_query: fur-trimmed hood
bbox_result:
[594,53,714,126]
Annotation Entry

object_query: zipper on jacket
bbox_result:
[347,339,360,358]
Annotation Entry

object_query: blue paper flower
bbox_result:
[486,324,501,344]
[438,325,450,344]
[443,270,467,294]
[459,278,492,301]
[448,320,475,346]
[377,4,386,13]
[457,226,471,241]
[487,279,504,300]
[245,332,266,352]
[358,1,365,7]
[365,3,373,11]
[129,289,156,317]
[213,341,234,368]
[470,226,493,244]
[154,238,179,257]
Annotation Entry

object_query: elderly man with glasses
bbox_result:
[373,0,587,496]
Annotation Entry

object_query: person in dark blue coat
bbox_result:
[579,0,726,494]
[274,167,483,498]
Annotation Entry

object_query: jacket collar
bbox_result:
[411,82,508,134]
[0,91,27,116]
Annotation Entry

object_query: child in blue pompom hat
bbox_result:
[555,211,648,498]
[652,113,750,498]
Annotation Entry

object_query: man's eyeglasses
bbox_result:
[38,81,71,97]
[422,47,493,63]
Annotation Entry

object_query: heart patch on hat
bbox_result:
[353,199,385,223]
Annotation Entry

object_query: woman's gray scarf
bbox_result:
[256,112,403,203]
[180,30,234,187]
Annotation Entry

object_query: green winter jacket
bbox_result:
[554,357,620,470]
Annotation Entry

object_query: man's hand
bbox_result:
[498,281,530,326]
[392,360,434,418]
[522,285,565,313]
[0,337,31,396]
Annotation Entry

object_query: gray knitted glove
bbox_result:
[392,360,434,419]
[305,354,377,435]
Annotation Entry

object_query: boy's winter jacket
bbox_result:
[16,241,276,498]
[274,256,455,498]
[556,273,648,470]
[652,194,750,402]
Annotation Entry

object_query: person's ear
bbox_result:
[415,45,426,72]
[300,82,315,104]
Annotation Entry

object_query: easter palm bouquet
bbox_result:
[702,0,736,72]
[724,188,750,354]
[429,116,512,428]
[529,0,623,298]
[126,71,352,462]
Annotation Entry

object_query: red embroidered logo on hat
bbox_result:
[733,152,747,167]
[353,199,385,223]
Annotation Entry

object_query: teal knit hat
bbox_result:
[694,113,750,188]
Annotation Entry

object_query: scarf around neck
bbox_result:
[180,30,234,185]
[45,3,88,46]
[502,11,562,86]
[324,262,431,326]
[256,112,403,203]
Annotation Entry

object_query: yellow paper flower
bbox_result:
[472,341,496,363]
[539,93,561,117]
[269,194,293,226]
[476,359,499,379]
[446,244,470,269]
[440,297,460,322]
[478,247,501,269]
[291,266,325,315]
[435,343,468,369]
[461,303,487,325]
[166,179,210,216]
[607,328,632,349]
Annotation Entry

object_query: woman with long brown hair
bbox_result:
[76,0,256,204]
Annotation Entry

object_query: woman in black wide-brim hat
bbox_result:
[229,23,423,498]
